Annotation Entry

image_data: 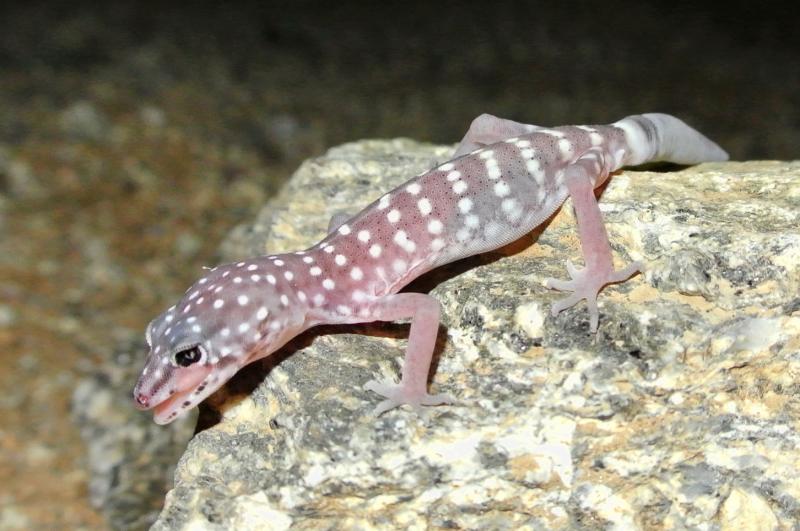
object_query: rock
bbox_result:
[72,343,196,529]
[151,141,799,529]
[719,488,779,531]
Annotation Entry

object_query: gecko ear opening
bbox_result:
[173,346,205,367]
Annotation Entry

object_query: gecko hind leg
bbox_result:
[545,154,642,332]
[453,113,542,158]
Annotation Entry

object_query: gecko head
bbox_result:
[133,258,303,424]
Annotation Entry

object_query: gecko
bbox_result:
[134,113,728,424]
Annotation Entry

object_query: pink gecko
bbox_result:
[134,113,728,424]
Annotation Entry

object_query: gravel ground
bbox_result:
[0,2,796,528]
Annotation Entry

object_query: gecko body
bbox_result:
[134,113,727,424]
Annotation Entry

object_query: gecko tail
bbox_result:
[614,113,729,166]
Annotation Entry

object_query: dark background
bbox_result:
[0,1,796,528]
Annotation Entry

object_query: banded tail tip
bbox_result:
[616,113,729,166]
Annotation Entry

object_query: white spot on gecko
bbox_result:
[558,138,573,160]
[393,230,416,253]
[486,158,501,180]
[417,198,432,216]
[494,181,510,197]
[452,181,468,194]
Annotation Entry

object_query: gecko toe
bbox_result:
[551,292,583,315]
[545,277,575,291]
[372,398,401,417]
[365,379,453,416]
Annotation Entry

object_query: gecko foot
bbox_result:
[364,379,454,416]
[545,260,642,332]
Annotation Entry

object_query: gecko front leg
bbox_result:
[363,293,454,415]
[545,152,642,332]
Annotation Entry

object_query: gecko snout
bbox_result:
[134,392,151,410]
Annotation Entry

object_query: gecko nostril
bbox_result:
[134,393,150,409]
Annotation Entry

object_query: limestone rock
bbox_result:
[154,141,800,529]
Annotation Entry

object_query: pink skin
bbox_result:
[361,293,453,415]
[152,365,210,423]
[133,362,212,424]
[134,113,727,423]
[134,311,306,424]
[544,152,642,332]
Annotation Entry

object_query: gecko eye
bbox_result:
[174,346,204,367]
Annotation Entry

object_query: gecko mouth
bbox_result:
[152,389,195,425]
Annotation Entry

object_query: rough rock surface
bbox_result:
[153,140,799,529]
